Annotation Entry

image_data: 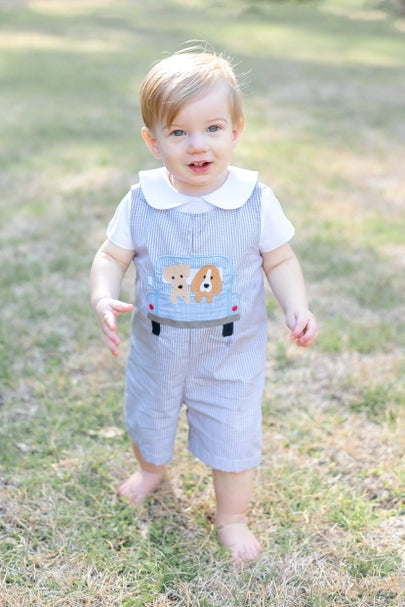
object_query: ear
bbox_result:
[213,268,223,294]
[141,127,161,159]
[231,118,244,149]
[190,270,201,292]
[180,263,191,277]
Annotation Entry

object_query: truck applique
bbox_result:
[146,255,241,336]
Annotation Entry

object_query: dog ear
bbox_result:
[179,263,191,277]
[190,268,203,293]
[212,267,223,295]
[162,266,173,281]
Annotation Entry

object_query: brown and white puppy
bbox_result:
[191,265,222,303]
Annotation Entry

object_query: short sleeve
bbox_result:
[259,185,295,252]
[106,191,135,250]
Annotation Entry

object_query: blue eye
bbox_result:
[172,129,185,137]
[208,125,219,132]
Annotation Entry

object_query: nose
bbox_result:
[187,132,208,153]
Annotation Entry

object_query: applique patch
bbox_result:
[190,265,222,303]
[146,255,240,335]
[162,262,191,304]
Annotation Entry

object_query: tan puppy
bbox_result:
[162,263,191,304]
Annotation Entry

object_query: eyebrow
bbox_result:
[167,116,229,129]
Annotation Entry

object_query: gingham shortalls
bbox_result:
[125,179,268,472]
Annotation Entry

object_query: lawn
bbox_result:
[1,1,404,605]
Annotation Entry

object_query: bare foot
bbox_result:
[216,521,261,565]
[118,468,165,507]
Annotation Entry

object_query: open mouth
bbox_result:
[188,161,211,172]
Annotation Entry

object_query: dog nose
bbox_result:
[204,283,209,288]
[178,285,183,289]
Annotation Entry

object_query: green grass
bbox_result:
[1,1,405,605]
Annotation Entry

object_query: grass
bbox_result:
[1,0,405,605]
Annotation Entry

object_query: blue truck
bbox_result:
[146,255,241,337]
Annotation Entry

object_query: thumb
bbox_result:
[287,309,307,339]
[103,300,133,331]
[111,300,134,315]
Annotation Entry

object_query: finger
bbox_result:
[105,333,121,357]
[104,325,120,345]
[297,321,318,347]
[111,301,134,315]
[290,317,308,339]
[103,310,117,331]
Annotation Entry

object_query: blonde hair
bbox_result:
[140,48,243,130]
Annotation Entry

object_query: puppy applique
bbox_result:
[191,265,222,303]
[162,263,191,304]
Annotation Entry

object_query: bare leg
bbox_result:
[118,442,166,507]
[213,468,261,565]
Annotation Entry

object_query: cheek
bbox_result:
[161,144,183,161]
[217,134,237,153]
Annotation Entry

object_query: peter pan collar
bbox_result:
[138,166,258,210]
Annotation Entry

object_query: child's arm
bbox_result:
[262,243,317,347]
[90,240,135,357]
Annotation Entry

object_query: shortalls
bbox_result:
[125,181,268,472]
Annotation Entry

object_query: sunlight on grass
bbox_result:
[327,491,377,530]
[346,548,402,579]
[197,3,405,67]
[31,0,116,15]
[0,32,122,52]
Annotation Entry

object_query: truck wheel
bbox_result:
[152,321,161,336]
[222,323,233,337]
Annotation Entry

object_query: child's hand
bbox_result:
[286,308,318,348]
[95,298,133,357]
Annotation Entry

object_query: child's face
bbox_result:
[142,83,243,196]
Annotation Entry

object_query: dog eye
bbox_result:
[180,274,183,278]
[171,276,175,280]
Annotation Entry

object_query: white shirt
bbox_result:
[107,166,295,252]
